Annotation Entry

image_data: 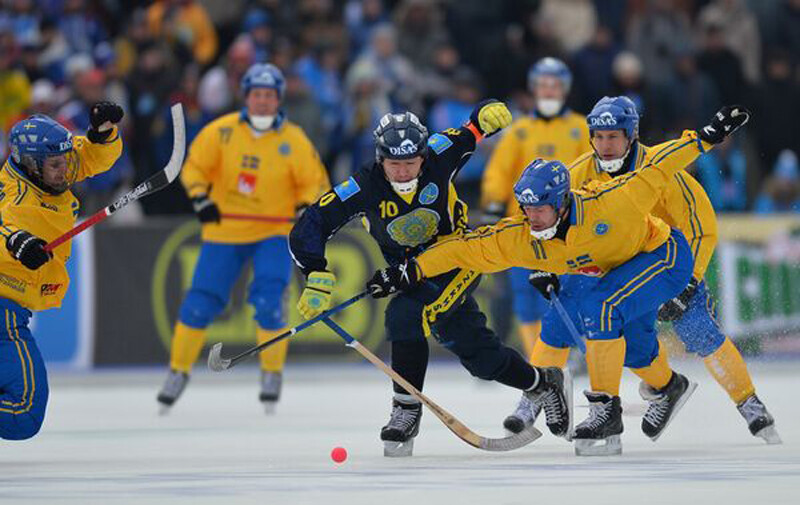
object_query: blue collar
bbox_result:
[239,108,286,131]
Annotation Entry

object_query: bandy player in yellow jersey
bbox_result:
[0,104,123,439]
[504,96,779,444]
[366,105,751,455]
[481,57,589,356]
[157,63,329,414]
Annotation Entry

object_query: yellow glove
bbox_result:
[473,100,513,136]
[297,271,336,320]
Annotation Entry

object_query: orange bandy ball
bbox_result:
[331,446,347,463]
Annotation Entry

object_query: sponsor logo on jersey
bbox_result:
[577,265,603,276]
[40,201,58,212]
[418,182,439,205]
[0,273,26,293]
[237,173,257,195]
[593,220,610,236]
[388,138,418,156]
[40,283,62,296]
[427,133,453,154]
[278,142,291,156]
[589,111,617,127]
[333,176,361,201]
[386,208,441,247]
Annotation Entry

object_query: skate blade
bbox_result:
[262,401,277,415]
[649,380,698,442]
[384,439,414,457]
[574,435,622,456]
[756,425,782,445]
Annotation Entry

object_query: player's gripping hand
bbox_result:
[528,270,559,300]
[366,259,421,298]
[657,278,699,322]
[87,101,124,143]
[191,194,221,224]
[698,105,750,145]
[6,230,53,270]
[297,271,336,319]
[469,99,512,137]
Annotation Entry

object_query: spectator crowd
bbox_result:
[0,0,798,216]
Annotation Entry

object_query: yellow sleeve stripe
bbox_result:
[674,172,704,263]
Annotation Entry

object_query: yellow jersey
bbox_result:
[0,129,122,311]
[181,112,330,244]
[417,130,712,279]
[568,141,717,280]
[482,111,589,216]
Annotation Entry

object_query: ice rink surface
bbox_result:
[2,358,798,505]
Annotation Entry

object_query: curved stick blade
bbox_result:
[479,425,542,451]
[207,343,230,372]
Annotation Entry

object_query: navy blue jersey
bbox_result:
[290,126,477,274]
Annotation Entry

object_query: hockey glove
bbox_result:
[657,278,699,322]
[6,230,53,270]
[528,270,560,300]
[366,259,422,298]
[469,100,512,137]
[698,105,750,145]
[297,271,336,320]
[87,101,124,143]
[191,194,221,224]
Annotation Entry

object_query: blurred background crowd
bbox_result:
[0,0,798,218]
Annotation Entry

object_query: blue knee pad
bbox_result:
[509,267,548,322]
[672,281,725,357]
[179,289,227,328]
[249,280,287,330]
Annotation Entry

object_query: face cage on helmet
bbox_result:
[20,150,80,195]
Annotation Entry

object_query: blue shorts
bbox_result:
[0,298,49,440]
[178,236,292,330]
[541,229,694,368]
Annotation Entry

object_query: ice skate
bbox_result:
[524,367,572,438]
[259,371,282,414]
[737,394,781,445]
[573,391,623,456]
[640,372,697,441]
[157,369,189,415]
[381,398,422,457]
[503,393,542,435]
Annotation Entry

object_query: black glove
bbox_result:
[698,105,750,145]
[478,201,506,226]
[528,270,560,300]
[366,259,422,298]
[657,278,699,322]
[87,101,124,143]
[191,194,221,224]
[6,230,53,270]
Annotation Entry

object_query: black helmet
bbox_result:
[373,112,428,162]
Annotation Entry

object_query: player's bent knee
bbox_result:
[0,413,44,440]
[179,290,226,328]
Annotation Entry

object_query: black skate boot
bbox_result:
[573,391,623,456]
[503,394,542,435]
[524,367,572,438]
[259,371,282,415]
[737,394,781,444]
[157,369,189,415]
[640,372,697,441]
[381,397,422,457]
